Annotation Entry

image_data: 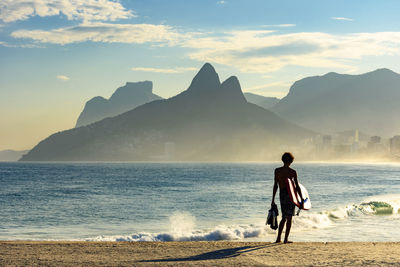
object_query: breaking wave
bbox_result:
[327,194,400,219]
[87,195,400,242]
[88,224,272,242]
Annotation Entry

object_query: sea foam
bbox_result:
[88,224,273,242]
[327,194,400,218]
[87,194,400,242]
[87,211,274,242]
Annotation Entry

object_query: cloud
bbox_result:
[56,75,70,81]
[233,42,320,57]
[261,24,296,28]
[11,22,186,45]
[217,1,227,4]
[0,0,133,23]
[0,40,43,48]
[183,30,400,73]
[8,17,400,75]
[131,67,197,73]
[331,17,354,21]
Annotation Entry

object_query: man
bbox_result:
[271,152,303,243]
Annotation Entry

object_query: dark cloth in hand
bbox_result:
[267,203,279,230]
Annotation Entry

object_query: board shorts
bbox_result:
[280,188,295,218]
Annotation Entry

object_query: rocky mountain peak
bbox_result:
[188,63,220,92]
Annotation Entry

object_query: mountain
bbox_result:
[20,63,312,162]
[0,149,29,161]
[271,69,400,137]
[75,81,162,127]
[244,92,280,110]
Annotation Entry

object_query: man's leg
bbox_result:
[275,217,286,243]
[284,216,293,243]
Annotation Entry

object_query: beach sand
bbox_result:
[1,241,400,266]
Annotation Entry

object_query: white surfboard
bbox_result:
[285,178,311,210]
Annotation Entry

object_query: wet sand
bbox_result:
[1,241,400,266]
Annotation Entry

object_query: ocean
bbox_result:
[1,162,399,242]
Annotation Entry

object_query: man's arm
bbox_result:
[271,169,278,205]
[293,171,304,202]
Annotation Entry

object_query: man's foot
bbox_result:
[284,240,293,244]
[275,239,281,243]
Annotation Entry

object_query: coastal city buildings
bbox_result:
[294,129,400,161]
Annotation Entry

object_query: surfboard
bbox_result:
[285,178,311,210]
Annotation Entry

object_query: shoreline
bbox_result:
[1,241,400,266]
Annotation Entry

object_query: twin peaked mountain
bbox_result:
[21,63,310,161]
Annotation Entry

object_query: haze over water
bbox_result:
[1,162,399,242]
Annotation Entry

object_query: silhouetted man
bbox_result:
[271,152,303,243]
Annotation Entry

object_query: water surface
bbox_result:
[1,162,399,241]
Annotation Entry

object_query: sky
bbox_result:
[1,0,400,150]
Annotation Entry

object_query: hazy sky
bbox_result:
[1,0,400,150]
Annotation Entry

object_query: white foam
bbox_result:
[169,211,196,237]
[86,210,333,242]
[86,211,277,242]
[87,223,275,242]
[87,195,400,242]
[293,213,332,230]
[326,207,349,219]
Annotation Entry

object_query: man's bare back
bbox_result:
[274,166,297,190]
